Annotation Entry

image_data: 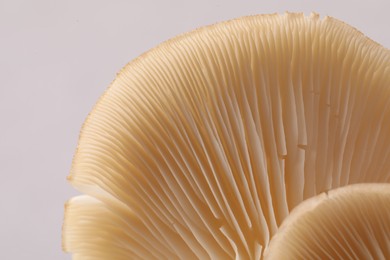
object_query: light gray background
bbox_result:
[1,0,389,259]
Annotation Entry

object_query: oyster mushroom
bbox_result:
[263,183,390,259]
[63,13,390,259]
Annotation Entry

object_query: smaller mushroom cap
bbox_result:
[264,183,390,259]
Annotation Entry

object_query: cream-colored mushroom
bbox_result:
[263,183,390,259]
[63,13,390,259]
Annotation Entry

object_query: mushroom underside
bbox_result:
[63,13,390,259]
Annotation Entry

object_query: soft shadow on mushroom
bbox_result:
[63,13,390,259]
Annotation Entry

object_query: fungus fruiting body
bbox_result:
[63,13,390,259]
[263,183,390,259]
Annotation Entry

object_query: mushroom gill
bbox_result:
[63,13,390,259]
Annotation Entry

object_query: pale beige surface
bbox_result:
[1,1,390,259]
[63,13,390,259]
[264,184,390,259]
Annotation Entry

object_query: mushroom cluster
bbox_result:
[63,13,390,259]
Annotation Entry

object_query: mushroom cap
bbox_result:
[63,13,390,259]
[263,183,390,259]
